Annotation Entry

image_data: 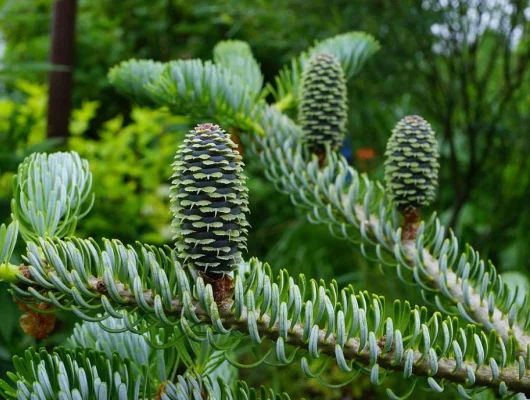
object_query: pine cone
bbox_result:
[170,123,249,279]
[298,52,348,154]
[384,115,439,211]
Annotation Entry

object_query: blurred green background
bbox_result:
[1,0,530,398]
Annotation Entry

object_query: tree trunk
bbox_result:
[46,0,77,139]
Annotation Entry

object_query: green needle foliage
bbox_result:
[0,221,19,282]
[0,345,288,399]
[384,116,440,211]
[213,40,263,96]
[2,31,530,400]
[171,123,250,279]
[1,347,145,400]
[107,60,164,107]
[298,52,348,155]
[11,152,94,242]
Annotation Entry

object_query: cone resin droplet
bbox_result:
[384,115,439,211]
[298,52,348,155]
[170,123,250,279]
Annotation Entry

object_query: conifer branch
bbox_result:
[256,107,530,360]
[77,275,530,395]
[3,234,530,397]
[107,39,530,360]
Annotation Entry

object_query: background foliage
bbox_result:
[1,0,530,398]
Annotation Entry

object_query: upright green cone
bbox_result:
[384,115,439,211]
[170,123,249,279]
[298,52,348,154]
